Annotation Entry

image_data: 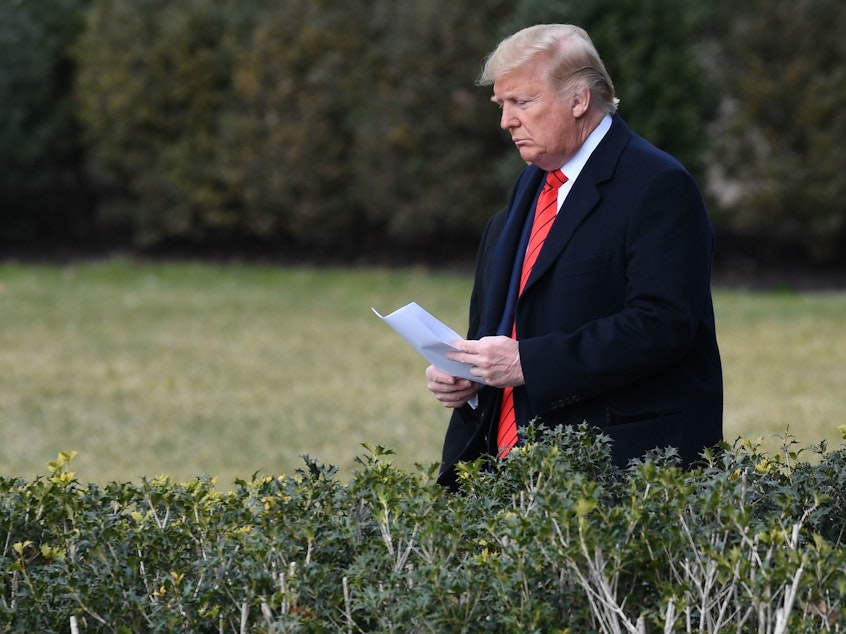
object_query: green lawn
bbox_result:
[1,260,844,487]
[717,287,846,453]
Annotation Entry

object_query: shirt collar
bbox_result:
[558,113,613,181]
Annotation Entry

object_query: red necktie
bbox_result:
[496,169,567,457]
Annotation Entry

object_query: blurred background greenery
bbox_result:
[1,0,845,268]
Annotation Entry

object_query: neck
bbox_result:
[574,109,605,148]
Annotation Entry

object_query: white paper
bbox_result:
[372,302,486,386]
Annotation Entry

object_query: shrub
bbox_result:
[343,2,514,250]
[708,0,846,262]
[3,426,845,632]
[72,0,513,253]
[0,0,91,245]
[215,0,371,250]
[73,0,254,246]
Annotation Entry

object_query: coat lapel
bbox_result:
[482,166,545,336]
[521,116,631,295]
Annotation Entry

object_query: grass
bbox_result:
[0,260,473,486]
[716,287,846,453]
[1,260,844,487]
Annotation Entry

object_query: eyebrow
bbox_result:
[491,92,536,105]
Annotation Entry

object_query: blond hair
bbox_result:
[478,24,619,114]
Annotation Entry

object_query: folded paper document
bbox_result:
[372,302,485,385]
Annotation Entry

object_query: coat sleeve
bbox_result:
[437,208,509,487]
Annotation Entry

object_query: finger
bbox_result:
[452,339,482,354]
[447,349,477,365]
[427,365,456,384]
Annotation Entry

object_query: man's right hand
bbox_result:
[425,365,481,408]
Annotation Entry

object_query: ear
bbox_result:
[571,85,591,118]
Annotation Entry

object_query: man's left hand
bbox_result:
[447,336,524,388]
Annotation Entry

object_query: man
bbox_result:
[426,24,723,490]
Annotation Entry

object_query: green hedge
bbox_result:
[4,0,846,261]
[72,0,510,251]
[0,0,91,244]
[708,0,846,262]
[69,0,719,253]
[3,425,845,632]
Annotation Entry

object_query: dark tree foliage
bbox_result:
[216,0,374,251]
[221,0,517,253]
[74,0,254,246]
[346,2,515,250]
[708,0,846,263]
[73,0,514,254]
[0,0,92,246]
[10,0,841,264]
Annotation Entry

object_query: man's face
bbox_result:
[492,58,580,171]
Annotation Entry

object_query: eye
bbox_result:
[512,96,536,109]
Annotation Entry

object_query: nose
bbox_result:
[500,104,517,130]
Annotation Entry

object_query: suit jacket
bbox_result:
[438,115,723,489]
